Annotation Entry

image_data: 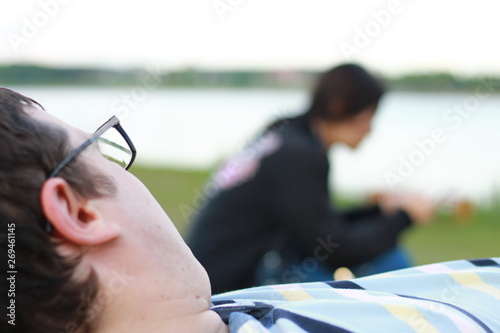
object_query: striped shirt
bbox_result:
[211,258,500,332]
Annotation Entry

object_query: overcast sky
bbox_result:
[2,0,500,76]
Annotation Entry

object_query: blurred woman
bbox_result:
[187,64,434,294]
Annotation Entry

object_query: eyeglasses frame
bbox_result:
[48,115,136,178]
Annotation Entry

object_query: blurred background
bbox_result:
[1,0,499,264]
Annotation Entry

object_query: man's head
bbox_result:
[0,88,211,333]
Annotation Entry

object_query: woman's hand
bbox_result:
[377,193,435,225]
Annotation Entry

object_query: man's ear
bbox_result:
[41,178,121,245]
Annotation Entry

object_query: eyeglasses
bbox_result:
[45,115,136,231]
[48,115,136,177]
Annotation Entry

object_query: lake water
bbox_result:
[11,85,500,204]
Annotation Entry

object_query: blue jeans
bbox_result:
[254,246,412,285]
[349,247,412,278]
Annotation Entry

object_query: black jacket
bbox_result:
[187,115,411,294]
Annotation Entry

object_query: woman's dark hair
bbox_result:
[265,64,385,131]
[306,63,385,122]
[0,88,115,333]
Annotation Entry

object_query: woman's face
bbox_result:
[337,105,376,148]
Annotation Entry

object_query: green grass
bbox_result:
[402,205,500,265]
[131,164,500,265]
[130,164,209,234]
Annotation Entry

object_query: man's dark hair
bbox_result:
[0,88,114,333]
[306,63,386,122]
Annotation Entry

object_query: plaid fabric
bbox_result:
[211,258,500,332]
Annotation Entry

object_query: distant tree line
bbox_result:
[388,73,499,93]
[0,63,498,92]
